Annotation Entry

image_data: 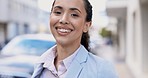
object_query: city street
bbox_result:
[94,45,135,78]
[0,0,148,77]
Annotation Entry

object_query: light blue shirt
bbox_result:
[31,45,118,78]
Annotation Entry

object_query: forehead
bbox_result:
[53,0,85,11]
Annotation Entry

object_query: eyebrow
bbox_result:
[53,6,81,13]
[54,6,63,9]
[70,8,81,13]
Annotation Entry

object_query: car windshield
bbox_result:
[2,39,56,56]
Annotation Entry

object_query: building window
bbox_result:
[24,24,30,34]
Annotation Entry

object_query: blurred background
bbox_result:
[0,0,148,78]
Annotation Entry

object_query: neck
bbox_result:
[54,43,80,70]
[56,43,80,61]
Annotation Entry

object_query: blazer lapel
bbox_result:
[31,63,44,78]
[65,45,88,78]
[65,59,83,78]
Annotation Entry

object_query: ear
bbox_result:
[83,21,92,33]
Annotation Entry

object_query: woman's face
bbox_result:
[50,0,91,46]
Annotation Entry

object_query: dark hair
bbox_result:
[81,0,92,51]
[51,0,92,51]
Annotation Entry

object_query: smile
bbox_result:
[57,28,72,33]
[55,27,73,35]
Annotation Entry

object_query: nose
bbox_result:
[59,14,69,24]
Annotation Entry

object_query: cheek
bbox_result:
[49,17,57,33]
[50,20,54,29]
[50,15,59,27]
[74,20,86,31]
[50,17,55,27]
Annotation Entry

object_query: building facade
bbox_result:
[106,0,148,78]
[0,0,39,48]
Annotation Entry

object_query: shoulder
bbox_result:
[87,53,118,78]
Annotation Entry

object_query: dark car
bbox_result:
[0,34,56,78]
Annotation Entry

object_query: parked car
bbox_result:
[0,34,56,78]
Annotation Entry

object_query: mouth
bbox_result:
[55,27,73,35]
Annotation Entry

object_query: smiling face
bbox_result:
[50,0,91,46]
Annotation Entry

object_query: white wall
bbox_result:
[0,0,8,22]
[9,0,38,24]
[141,4,148,73]
[126,0,147,77]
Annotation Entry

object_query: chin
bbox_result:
[56,38,70,46]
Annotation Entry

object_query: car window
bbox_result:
[2,39,56,56]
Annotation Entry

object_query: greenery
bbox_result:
[99,27,112,38]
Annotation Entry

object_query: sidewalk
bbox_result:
[94,45,134,78]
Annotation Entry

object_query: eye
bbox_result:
[71,14,79,17]
[53,11,62,15]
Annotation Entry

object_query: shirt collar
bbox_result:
[37,45,57,64]
[37,45,82,69]
[63,45,81,69]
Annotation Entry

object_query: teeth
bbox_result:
[58,28,71,33]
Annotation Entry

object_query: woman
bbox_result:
[31,0,118,78]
